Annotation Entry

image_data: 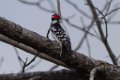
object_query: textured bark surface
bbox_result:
[0,17,61,59]
[0,70,82,80]
[0,16,120,80]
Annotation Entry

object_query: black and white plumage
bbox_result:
[47,14,71,58]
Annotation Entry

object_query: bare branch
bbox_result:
[65,0,91,19]
[18,0,56,13]
[74,19,99,51]
[81,17,92,57]
[98,7,120,21]
[0,70,81,80]
[87,0,118,65]
[18,0,38,5]
[14,47,24,68]
[0,57,4,69]
[0,34,67,68]
[64,18,98,38]
[105,0,113,15]
[22,53,38,73]
[1,16,120,80]
[93,6,108,41]
[57,0,62,17]
[26,59,42,71]
[49,65,59,71]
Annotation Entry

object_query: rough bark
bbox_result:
[0,70,83,80]
[0,16,120,80]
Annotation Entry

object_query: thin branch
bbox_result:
[1,16,120,80]
[106,4,120,22]
[57,0,62,17]
[86,36,91,57]
[65,0,91,19]
[94,7,108,41]
[74,19,98,51]
[105,0,113,15]
[18,0,55,13]
[22,54,38,73]
[91,26,100,39]
[0,57,4,69]
[18,0,38,5]
[26,59,42,71]
[22,58,28,73]
[14,47,38,72]
[108,21,120,24]
[37,0,56,13]
[49,65,59,71]
[0,70,81,80]
[98,7,120,21]
[0,34,67,68]
[14,47,23,68]
[81,17,92,57]
[100,0,112,13]
[64,18,98,38]
[87,0,118,65]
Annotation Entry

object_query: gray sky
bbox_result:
[0,0,120,73]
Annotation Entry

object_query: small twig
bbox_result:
[0,57,4,69]
[81,17,92,57]
[100,0,111,13]
[0,34,68,69]
[57,0,62,17]
[94,7,108,41]
[18,0,38,5]
[64,18,98,38]
[105,0,113,15]
[22,58,28,73]
[86,36,91,57]
[116,54,120,62]
[75,17,92,57]
[91,26,100,39]
[107,3,119,21]
[14,47,38,72]
[18,0,55,13]
[26,59,42,71]
[14,47,39,72]
[49,65,59,71]
[108,21,120,24]
[22,52,38,72]
[37,0,56,13]
[85,3,108,41]
[74,18,100,51]
[98,7,120,21]
[14,47,23,68]
[65,0,91,19]
[26,53,38,67]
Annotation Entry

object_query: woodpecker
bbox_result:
[47,14,71,58]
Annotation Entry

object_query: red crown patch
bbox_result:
[52,14,61,20]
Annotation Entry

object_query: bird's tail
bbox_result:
[60,41,72,62]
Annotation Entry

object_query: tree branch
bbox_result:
[0,70,82,80]
[87,0,118,65]
[0,16,120,80]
